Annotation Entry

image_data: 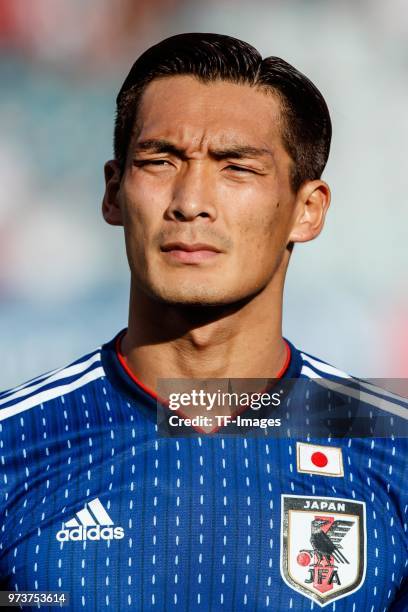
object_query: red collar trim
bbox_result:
[115,330,161,401]
[115,330,292,402]
[276,339,291,378]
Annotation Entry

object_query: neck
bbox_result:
[121,278,288,393]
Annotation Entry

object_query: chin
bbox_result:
[155,290,231,307]
[146,280,256,309]
[144,280,233,306]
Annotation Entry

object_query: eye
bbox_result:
[133,159,173,168]
[225,164,255,173]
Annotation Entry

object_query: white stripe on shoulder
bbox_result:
[300,365,407,419]
[301,353,350,379]
[0,351,102,407]
[0,366,105,422]
[300,364,321,379]
[301,353,408,404]
[1,364,64,398]
[0,348,101,399]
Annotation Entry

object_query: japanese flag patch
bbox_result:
[296,442,344,477]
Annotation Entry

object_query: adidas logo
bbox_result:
[56,497,125,542]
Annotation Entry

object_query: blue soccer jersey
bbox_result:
[0,329,407,611]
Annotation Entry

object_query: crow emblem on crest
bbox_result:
[308,518,354,564]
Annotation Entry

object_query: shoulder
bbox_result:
[296,347,408,429]
[0,346,106,424]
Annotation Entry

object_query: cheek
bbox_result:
[235,198,285,253]
[121,177,163,236]
[229,199,292,283]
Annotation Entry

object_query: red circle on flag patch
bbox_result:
[311,451,328,467]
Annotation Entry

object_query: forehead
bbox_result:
[133,75,284,152]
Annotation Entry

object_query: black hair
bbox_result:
[114,32,331,192]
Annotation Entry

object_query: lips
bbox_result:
[161,242,221,253]
[161,242,222,264]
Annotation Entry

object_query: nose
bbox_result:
[165,162,217,222]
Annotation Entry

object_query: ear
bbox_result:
[102,160,123,226]
[288,180,331,243]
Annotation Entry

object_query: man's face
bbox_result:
[111,76,301,306]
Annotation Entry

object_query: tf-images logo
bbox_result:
[56,497,124,542]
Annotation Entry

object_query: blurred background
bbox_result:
[1,0,407,387]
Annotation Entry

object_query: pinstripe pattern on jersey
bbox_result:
[0,331,406,611]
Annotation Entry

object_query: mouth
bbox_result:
[160,242,222,264]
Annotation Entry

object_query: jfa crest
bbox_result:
[280,495,366,606]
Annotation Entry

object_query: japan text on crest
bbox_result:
[280,494,366,606]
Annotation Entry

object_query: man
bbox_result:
[0,33,407,611]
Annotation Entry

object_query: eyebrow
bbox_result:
[132,139,274,161]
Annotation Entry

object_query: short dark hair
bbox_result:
[114,33,332,192]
